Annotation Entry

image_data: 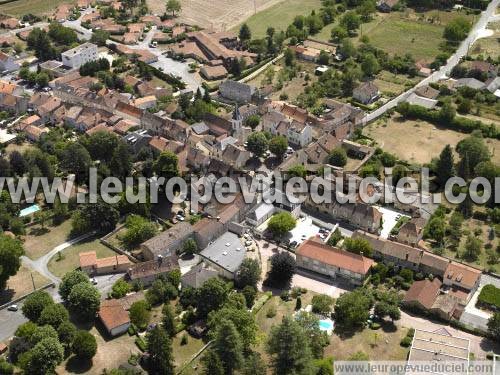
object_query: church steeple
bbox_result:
[231,102,242,134]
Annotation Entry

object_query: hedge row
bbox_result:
[396,102,499,139]
[478,284,500,310]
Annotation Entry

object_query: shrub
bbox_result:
[135,336,147,352]
[370,322,381,330]
[478,284,500,310]
[180,333,188,346]
[407,328,415,338]
[266,306,277,318]
[400,336,412,347]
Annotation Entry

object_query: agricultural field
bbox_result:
[47,237,117,277]
[0,0,73,17]
[147,0,281,32]
[315,9,473,63]
[246,60,319,102]
[441,217,499,274]
[374,71,421,98]
[365,115,500,165]
[231,0,323,38]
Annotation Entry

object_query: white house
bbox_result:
[61,42,99,69]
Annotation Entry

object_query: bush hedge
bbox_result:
[396,102,499,139]
[478,284,500,310]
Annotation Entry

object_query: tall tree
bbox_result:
[267,316,313,375]
[201,349,224,375]
[213,320,244,374]
[59,270,89,302]
[153,151,179,181]
[436,144,455,187]
[166,0,181,16]
[334,289,372,330]
[147,326,174,375]
[22,291,54,323]
[487,312,500,342]
[235,258,261,288]
[0,234,24,290]
[239,23,251,42]
[72,330,97,360]
[67,282,101,322]
[162,304,176,337]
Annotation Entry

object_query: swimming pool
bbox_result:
[19,204,41,217]
[319,319,334,331]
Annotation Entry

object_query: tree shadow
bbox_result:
[380,320,398,333]
[0,289,15,305]
[28,227,50,236]
[65,355,93,374]
[334,325,364,339]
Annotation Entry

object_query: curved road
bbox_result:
[365,0,500,123]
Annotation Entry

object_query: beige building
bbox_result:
[295,239,374,285]
[79,251,132,276]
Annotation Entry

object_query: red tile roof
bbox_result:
[98,299,130,331]
[403,278,442,309]
[296,239,374,275]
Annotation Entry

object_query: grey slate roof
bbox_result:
[181,263,219,288]
[200,231,246,273]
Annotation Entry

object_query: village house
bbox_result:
[140,222,194,260]
[79,251,132,275]
[353,81,380,105]
[200,64,228,80]
[181,263,219,289]
[295,239,374,285]
[291,45,323,62]
[61,43,99,69]
[126,254,179,286]
[219,80,256,103]
[0,52,19,73]
[262,109,313,148]
[98,299,131,337]
[199,231,247,280]
[24,125,48,142]
[0,17,18,29]
[376,0,399,12]
[396,217,426,246]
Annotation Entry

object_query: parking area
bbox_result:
[376,206,410,239]
[292,269,352,298]
[288,216,322,246]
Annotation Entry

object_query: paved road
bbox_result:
[365,0,500,123]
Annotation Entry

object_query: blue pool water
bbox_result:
[19,204,41,217]
[319,319,334,331]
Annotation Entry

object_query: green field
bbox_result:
[314,10,474,62]
[0,0,73,17]
[232,0,323,39]
[47,237,117,278]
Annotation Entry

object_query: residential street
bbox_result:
[365,0,500,123]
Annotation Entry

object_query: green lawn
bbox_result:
[23,219,73,260]
[232,0,323,38]
[313,10,474,62]
[0,0,74,17]
[47,237,117,278]
[172,331,206,371]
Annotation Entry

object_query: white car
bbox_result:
[176,215,185,221]
[7,304,18,311]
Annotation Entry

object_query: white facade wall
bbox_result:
[61,43,99,68]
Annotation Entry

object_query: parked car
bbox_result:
[7,304,18,311]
